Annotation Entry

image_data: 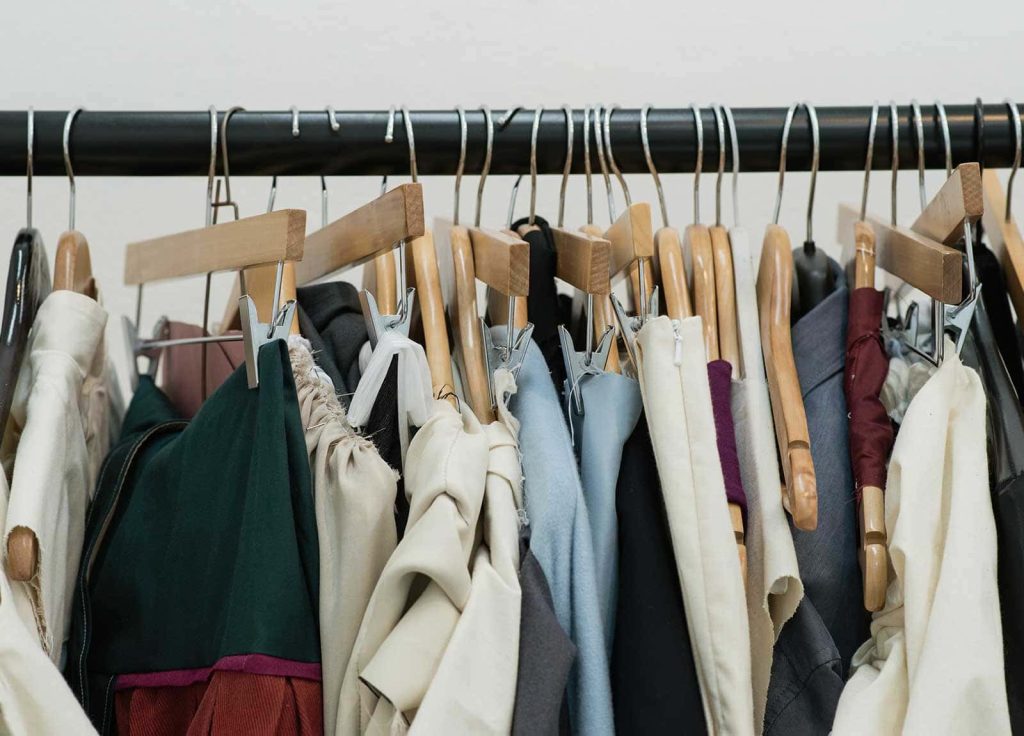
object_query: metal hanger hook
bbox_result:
[889,101,899,227]
[212,106,244,224]
[63,107,84,231]
[529,106,543,225]
[712,104,726,227]
[475,105,494,228]
[936,101,952,178]
[771,103,798,225]
[722,105,740,226]
[582,106,594,224]
[454,106,467,225]
[205,106,218,227]
[326,105,340,132]
[26,108,33,229]
[603,105,631,207]
[640,105,669,227]
[290,106,300,137]
[593,104,616,221]
[1006,99,1022,222]
[558,105,573,228]
[860,102,879,221]
[691,103,703,224]
[911,100,927,211]
[771,102,818,238]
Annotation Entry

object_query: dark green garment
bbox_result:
[66,341,320,730]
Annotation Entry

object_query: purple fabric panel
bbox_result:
[115,654,323,690]
[707,360,747,521]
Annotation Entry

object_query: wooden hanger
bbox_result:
[685,224,719,359]
[53,230,96,299]
[982,168,1024,321]
[711,226,739,373]
[410,229,454,402]
[758,224,818,530]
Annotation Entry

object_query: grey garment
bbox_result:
[296,281,367,403]
[767,260,869,733]
[513,532,575,736]
[566,371,642,647]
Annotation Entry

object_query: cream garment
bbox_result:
[80,336,123,496]
[636,316,754,736]
[0,462,96,734]
[1,290,107,660]
[288,337,400,736]
[413,369,523,733]
[342,398,490,735]
[728,227,803,732]
[832,343,1011,735]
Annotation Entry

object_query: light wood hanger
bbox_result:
[759,103,819,531]
[53,231,96,299]
[682,105,719,359]
[980,103,1024,321]
[709,105,739,374]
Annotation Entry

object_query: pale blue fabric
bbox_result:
[567,371,642,649]
[501,328,614,736]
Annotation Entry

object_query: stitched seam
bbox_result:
[763,654,842,734]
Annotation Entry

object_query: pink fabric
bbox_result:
[116,654,322,690]
[159,322,245,418]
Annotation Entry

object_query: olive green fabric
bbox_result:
[66,341,320,727]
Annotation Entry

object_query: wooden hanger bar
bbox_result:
[606,202,655,277]
[910,162,983,246]
[582,223,621,374]
[552,228,612,295]
[124,209,305,285]
[655,226,692,321]
[981,169,1024,322]
[410,230,455,402]
[469,227,530,297]
[53,230,96,298]
[711,226,740,374]
[293,183,424,285]
[684,224,719,360]
[836,205,962,303]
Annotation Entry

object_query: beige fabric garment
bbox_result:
[342,399,490,734]
[728,227,803,732]
[0,472,96,735]
[413,368,523,733]
[833,344,1011,735]
[636,316,754,736]
[1,291,107,660]
[288,337,399,736]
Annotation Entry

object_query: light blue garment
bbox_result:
[567,371,642,649]
[502,329,614,736]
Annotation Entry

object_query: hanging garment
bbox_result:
[81,319,123,492]
[844,287,893,501]
[0,474,97,735]
[289,337,399,736]
[973,239,1024,403]
[507,330,614,736]
[612,412,706,735]
[832,341,1010,734]
[412,370,523,732]
[707,360,748,523]
[565,371,642,647]
[512,530,576,736]
[65,341,322,735]
[511,216,570,389]
[728,227,803,734]
[296,281,369,402]
[960,288,1024,732]
[340,398,491,734]
[1,290,108,661]
[636,315,754,736]
[158,321,244,418]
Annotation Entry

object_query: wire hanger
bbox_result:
[53,107,96,299]
[642,104,692,322]
[757,102,818,530]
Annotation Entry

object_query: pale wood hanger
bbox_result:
[683,105,720,360]
[980,102,1024,321]
[709,105,740,374]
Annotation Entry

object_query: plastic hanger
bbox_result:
[3,109,52,584]
[981,101,1024,322]
[757,102,818,531]
[52,108,96,299]
[710,105,740,375]
[640,105,692,322]
[123,107,303,391]
[790,103,835,318]
[683,103,719,360]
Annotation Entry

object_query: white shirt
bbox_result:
[832,344,1011,734]
[1,290,108,661]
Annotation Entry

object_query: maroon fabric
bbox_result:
[159,321,245,418]
[116,654,321,690]
[707,359,747,522]
[115,670,322,736]
[843,288,894,501]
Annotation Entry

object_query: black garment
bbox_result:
[511,216,570,390]
[612,413,706,735]
[961,295,1024,732]
[512,531,575,736]
[296,282,408,535]
[973,242,1024,404]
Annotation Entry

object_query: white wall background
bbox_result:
[1,0,1023,384]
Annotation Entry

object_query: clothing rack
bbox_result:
[0,104,1020,177]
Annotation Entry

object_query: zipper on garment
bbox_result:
[671,319,684,366]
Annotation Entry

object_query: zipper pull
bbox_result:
[671,319,684,366]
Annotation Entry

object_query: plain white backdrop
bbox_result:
[1,0,1022,384]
